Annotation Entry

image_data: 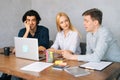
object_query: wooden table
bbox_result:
[0,53,120,80]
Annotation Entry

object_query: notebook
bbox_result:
[64,66,90,77]
[14,37,45,61]
[79,61,112,71]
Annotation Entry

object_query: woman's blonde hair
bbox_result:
[56,12,82,39]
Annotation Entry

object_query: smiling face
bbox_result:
[26,16,37,31]
[59,16,70,31]
[83,15,98,33]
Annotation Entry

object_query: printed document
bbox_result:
[21,62,53,72]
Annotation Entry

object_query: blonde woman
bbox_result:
[48,12,81,55]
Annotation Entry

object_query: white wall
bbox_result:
[31,0,120,45]
[0,0,31,48]
[0,0,120,48]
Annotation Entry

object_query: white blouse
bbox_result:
[51,30,81,54]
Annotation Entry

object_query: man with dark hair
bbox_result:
[11,10,49,80]
[18,10,49,51]
[62,8,120,62]
[11,10,49,54]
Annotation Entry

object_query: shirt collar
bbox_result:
[91,26,103,36]
[61,30,72,37]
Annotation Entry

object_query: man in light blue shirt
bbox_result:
[62,8,120,62]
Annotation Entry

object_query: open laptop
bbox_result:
[14,37,46,61]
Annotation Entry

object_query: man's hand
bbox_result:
[24,21,30,32]
[39,46,46,54]
[61,50,78,60]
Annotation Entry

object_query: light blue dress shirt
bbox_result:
[51,30,81,54]
[78,26,120,62]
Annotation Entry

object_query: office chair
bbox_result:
[80,42,86,55]
[48,40,53,48]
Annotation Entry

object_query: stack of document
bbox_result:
[80,61,112,71]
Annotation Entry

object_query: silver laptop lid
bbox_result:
[14,37,39,61]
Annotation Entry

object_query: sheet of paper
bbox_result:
[21,62,53,72]
[80,61,112,70]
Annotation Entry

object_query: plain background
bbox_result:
[0,0,120,48]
